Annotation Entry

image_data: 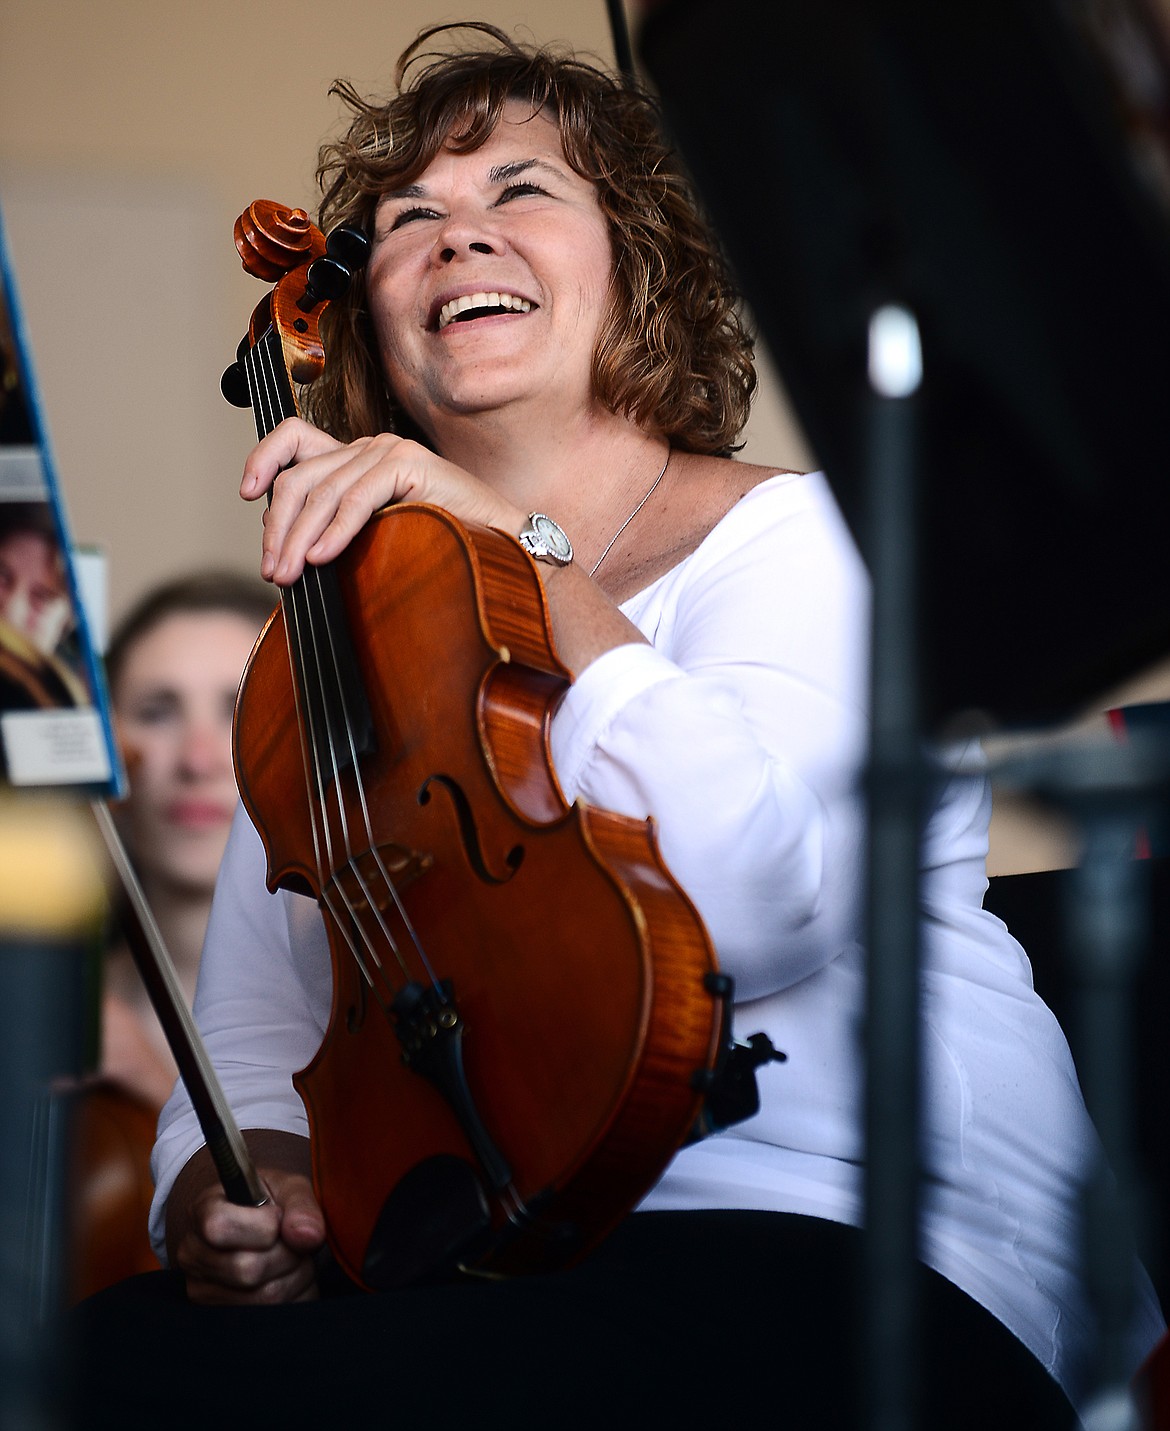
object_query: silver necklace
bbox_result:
[589,449,671,577]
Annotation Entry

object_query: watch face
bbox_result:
[533,514,572,559]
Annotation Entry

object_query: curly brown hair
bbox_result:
[308,22,755,456]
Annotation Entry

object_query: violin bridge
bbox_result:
[331,843,432,911]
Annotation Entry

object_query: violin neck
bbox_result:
[241,325,377,785]
[246,323,300,439]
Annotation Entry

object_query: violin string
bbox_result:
[251,336,348,892]
[290,550,434,978]
[297,562,402,989]
[250,336,284,443]
[249,333,439,1010]
[249,337,393,1002]
[248,340,366,981]
[249,328,437,991]
[302,557,439,990]
[284,599,397,1010]
[250,330,437,1006]
[293,576,345,873]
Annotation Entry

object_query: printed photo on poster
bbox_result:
[0,205,120,791]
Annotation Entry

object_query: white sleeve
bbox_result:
[148,803,330,1260]
[550,473,869,1000]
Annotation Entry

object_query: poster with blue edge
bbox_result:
[0,203,122,794]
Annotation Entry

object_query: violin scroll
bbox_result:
[222,201,369,409]
[233,201,323,283]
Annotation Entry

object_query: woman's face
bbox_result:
[112,610,258,897]
[0,530,73,655]
[366,101,614,437]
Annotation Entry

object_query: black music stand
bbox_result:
[638,2,1170,1426]
[640,0,1170,730]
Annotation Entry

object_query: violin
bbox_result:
[224,200,731,1290]
[67,1078,160,1303]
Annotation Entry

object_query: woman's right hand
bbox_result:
[165,1131,326,1305]
[240,418,524,588]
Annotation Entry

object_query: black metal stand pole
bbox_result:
[994,736,1167,1431]
[0,796,104,1431]
[862,305,925,1431]
[1072,815,1143,1431]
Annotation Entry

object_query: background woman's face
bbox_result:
[112,609,258,896]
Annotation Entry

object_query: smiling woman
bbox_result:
[361,105,616,440]
[307,27,754,458]
[69,22,1161,1429]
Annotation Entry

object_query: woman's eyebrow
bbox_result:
[380,182,427,202]
[487,158,563,184]
[380,157,563,202]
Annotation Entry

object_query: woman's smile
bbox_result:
[434,290,535,330]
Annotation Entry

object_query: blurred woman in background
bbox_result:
[101,570,274,1104]
[69,570,271,1299]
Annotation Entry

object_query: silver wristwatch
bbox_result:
[517,512,573,566]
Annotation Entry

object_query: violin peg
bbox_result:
[297,229,369,312]
[220,361,251,409]
[325,224,371,270]
[302,256,352,307]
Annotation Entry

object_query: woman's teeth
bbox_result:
[439,292,533,329]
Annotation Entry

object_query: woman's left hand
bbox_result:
[241,417,524,586]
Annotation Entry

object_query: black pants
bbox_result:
[67,1211,1074,1429]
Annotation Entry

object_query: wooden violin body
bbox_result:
[234,505,724,1287]
[67,1079,161,1302]
[227,199,727,1288]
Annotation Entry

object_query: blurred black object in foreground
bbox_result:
[640,0,1170,729]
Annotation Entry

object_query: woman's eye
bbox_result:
[498,183,545,203]
[388,206,439,231]
[125,697,180,726]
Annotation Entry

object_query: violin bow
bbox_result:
[91,802,267,1208]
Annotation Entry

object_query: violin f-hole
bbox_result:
[418,775,524,885]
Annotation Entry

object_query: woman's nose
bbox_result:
[440,239,494,262]
[433,206,502,264]
[178,721,227,775]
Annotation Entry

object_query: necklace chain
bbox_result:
[589,449,671,578]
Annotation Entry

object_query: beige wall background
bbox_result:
[5,4,1168,874]
[0,0,810,631]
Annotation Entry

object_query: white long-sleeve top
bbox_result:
[151,471,1163,1408]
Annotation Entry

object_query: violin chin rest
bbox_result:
[361,1153,491,1290]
